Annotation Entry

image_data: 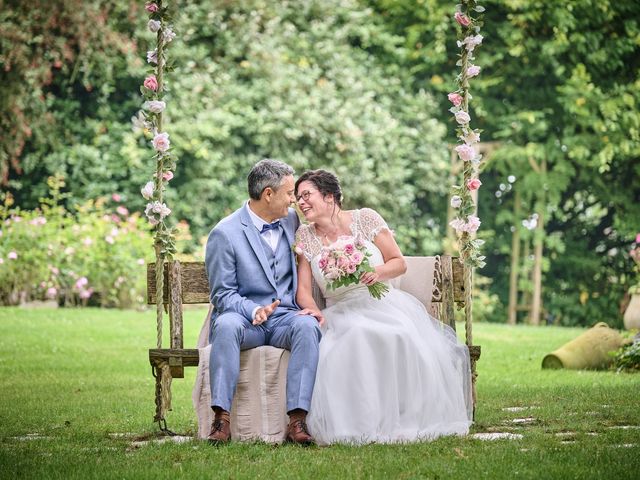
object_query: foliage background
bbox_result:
[1,0,639,325]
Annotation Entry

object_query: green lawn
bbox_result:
[0,307,638,479]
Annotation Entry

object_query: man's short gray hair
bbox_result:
[247,159,295,200]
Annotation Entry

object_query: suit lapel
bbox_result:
[281,213,298,293]
[240,205,277,290]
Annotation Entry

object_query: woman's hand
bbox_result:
[360,270,380,286]
[297,307,325,327]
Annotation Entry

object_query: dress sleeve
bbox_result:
[359,208,392,242]
[294,224,316,262]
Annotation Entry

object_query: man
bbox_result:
[205,159,322,445]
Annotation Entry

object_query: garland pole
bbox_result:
[448,0,486,414]
[139,0,178,428]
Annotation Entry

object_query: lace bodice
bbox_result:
[295,208,391,262]
[295,208,392,305]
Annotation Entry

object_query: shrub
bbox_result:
[0,175,152,308]
[612,337,640,373]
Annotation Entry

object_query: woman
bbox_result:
[294,170,472,445]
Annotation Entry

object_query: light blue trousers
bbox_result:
[209,308,321,413]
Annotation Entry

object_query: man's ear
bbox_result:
[262,187,274,202]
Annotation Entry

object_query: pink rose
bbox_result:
[79,288,93,300]
[8,251,17,260]
[455,144,477,162]
[351,251,364,264]
[467,178,482,191]
[325,266,341,281]
[455,111,470,125]
[46,287,57,299]
[346,263,357,274]
[467,65,481,78]
[318,257,328,270]
[454,12,471,27]
[145,3,159,13]
[143,75,158,91]
[344,243,355,255]
[636,233,640,244]
[162,171,174,181]
[448,93,463,106]
[152,132,170,152]
[112,193,122,202]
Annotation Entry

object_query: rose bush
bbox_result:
[0,176,152,307]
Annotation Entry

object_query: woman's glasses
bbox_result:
[295,189,316,202]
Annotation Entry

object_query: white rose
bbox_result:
[455,111,471,125]
[148,20,161,33]
[141,181,155,200]
[450,195,462,209]
[463,130,480,145]
[144,100,166,114]
[163,28,176,43]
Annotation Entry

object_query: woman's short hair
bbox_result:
[295,169,343,207]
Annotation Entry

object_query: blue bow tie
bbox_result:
[260,221,281,234]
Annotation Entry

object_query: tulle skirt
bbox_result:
[307,287,472,445]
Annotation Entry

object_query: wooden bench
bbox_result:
[147,255,481,429]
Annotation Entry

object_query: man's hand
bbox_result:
[297,307,326,327]
[253,300,280,325]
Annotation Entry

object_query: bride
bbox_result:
[294,170,473,445]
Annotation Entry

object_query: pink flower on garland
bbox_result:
[467,178,482,191]
[448,93,463,106]
[145,2,159,13]
[455,144,477,162]
[467,65,481,78]
[143,75,158,91]
[152,132,170,152]
[454,12,471,27]
[162,171,174,181]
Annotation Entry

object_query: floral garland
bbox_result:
[448,1,486,269]
[139,0,179,427]
[139,1,178,287]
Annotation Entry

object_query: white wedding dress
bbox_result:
[296,208,473,445]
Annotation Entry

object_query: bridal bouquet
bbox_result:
[318,235,388,300]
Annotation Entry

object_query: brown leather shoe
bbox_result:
[207,417,231,445]
[285,419,315,445]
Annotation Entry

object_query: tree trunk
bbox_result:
[529,159,546,326]
[508,189,521,325]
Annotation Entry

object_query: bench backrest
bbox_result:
[147,256,464,350]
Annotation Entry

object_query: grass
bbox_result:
[0,306,639,479]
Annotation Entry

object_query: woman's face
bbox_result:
[296,180,334,222]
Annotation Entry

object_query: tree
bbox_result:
[367,0,640,326]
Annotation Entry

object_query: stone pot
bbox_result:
[623,293,640,330]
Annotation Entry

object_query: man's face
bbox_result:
[266,175,296,220]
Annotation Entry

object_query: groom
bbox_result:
[204,158,322,445]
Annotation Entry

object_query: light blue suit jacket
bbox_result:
[205,203,300,322]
